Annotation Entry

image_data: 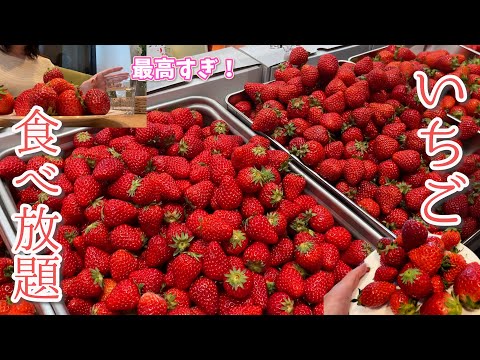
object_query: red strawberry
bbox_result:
[441,251,467,285]
[323,91,345,114]
[397,266,432,300]
[384,208,409,231]
[0,259,13,284]
[408,242,443,276]
[389,289,417,315]
[341,239,372,267]
[306,205,334,233]
[343,158,365,186]
[74,268,104,299]
[404,186,431,212]
[317,242,340,271]
[189,277,219,315]
[203,242,230,281]
[355,281,396,308]
[223,267,254,299]
[83,221,110,251]
[56,89,84,116]
[92,158,124,182]
[43,67,64,83]
[276,266,304,299]
[266,292,294,315]
[270,238,294,267]
[84,247,110,276]
[138,205,165,238]
[375,185,402,215]
[304,271,335,304]
[67,298,93,315]
[83,89,110,115]
[170,108,196,130]
[374,266,398,282]
[200,214,233,242]
[105,279,140,312]
[110,224,145,252]
[243,242,271,274]
[357,198,380,218]
[454,262,480,310]
[392,150,421,173]
[380,242,407,269]
[294,240,322,273]
[300,64,319,87]
[246,215,278,245]
[420,291,462,315]
[171,252,202,290]
[373,135,400,161]
[137,292,168,315]
[325,226,352,252]
[317,54,339,81]
[252,108,280,134]
[102,199,137,228]
[289,46,309,66]
[443,194,470,219]
[0,156,26,180]
[345,81,370,109]
[110,249,139,282]
[401,219,428,251]
[213,175,243,210]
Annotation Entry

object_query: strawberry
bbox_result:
[333,260,352,283]
[56,89,84,116]
[345,81,370,109]
[61,193,85,225]
[64,157,91,182]
[203,242,230,281]
[454,262,480,310]
[354,56,374,75]
[409,242,443,276]
[252,108,280,134]
[223,229,249,256]
[458,116,479,140]
[443,194,470,218]
[0,258,13,284]
[137,292,168,315]
[138,205,164,237]
[246,215,278,245]
[343,158,365,186]
[110,224,145,252]
[318,242,340,271]
[92,158,124,182]
[105,279,141,312]
[317,54,339,81]
[420,292,462,315]
[83,221,110,251]
[341,239,372,267]
[67,298,93,315]
[323,91,345,114]
[235,101,253,117]
[164,288,190,310]
[389,289,417,315]
[401,219,428,251]
[397,266,432,300]
[189,277,219,315]
[357,198,380,218]
[251,273,268,309]
[102,199,137,228]
[319,113,343,132]
[380,242,407,269]
[300,64,319,87]
[0,156,26,180]
[83,247,110,276]
[355,281,396,308]
[83,89,110,115]
[200,214,233,242]
[325,78,347,96]
[289,46,309,66]
[375,185,402,215]
[171,252,202,290]
[43,67,64,83]
[213,176,243,210]
[0,85,14,114]
[170,108,196,130]
[441,251,467,285]
[294,240,322,273]
[266,292,294,315]
[316,158,344,182]
[373,135,400,161]
[324,226,352,251]
[287,97,309,118]
[431,275,446,293]
[374,266,398,282]
[391,150,421,173]
[405,186,431,212]
[110,249,139,282]
[31,83,57,114]
[270,238,294,267]
[276,265,304,299]
[305,205,333,233]
[384,208,409,231]
[183,180,214,210]
[223,267,254,299]
[243,242,271,274]
[74,268,104,299]
[74,175,102,207]
[304,271,335,304]
[129,268,164,294]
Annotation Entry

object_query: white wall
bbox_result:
[95,45,132,73]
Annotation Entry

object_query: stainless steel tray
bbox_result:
[347,45,480,133]
[25,95,384,315]
[224,81,480,250]
[0,205,55,315]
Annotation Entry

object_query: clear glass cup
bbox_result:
[106,79,137,115]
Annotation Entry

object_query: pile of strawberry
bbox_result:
[354,219,480,315]
[230,45,480,238]
[0,108,374,315]
[0,250,36,315]
[1,68,110,116]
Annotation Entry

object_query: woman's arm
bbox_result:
[79,66,129,94]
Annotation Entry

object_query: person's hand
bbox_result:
[324,262,370,315]
[79,67,130,94]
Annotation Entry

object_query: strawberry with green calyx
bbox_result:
[454,262,480,310]
[420,292,462,315]
[0,85,14,115]
[267,292,295,315]
[223,267,254,299]
[397,267,432,300]
[389,289,418,315]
